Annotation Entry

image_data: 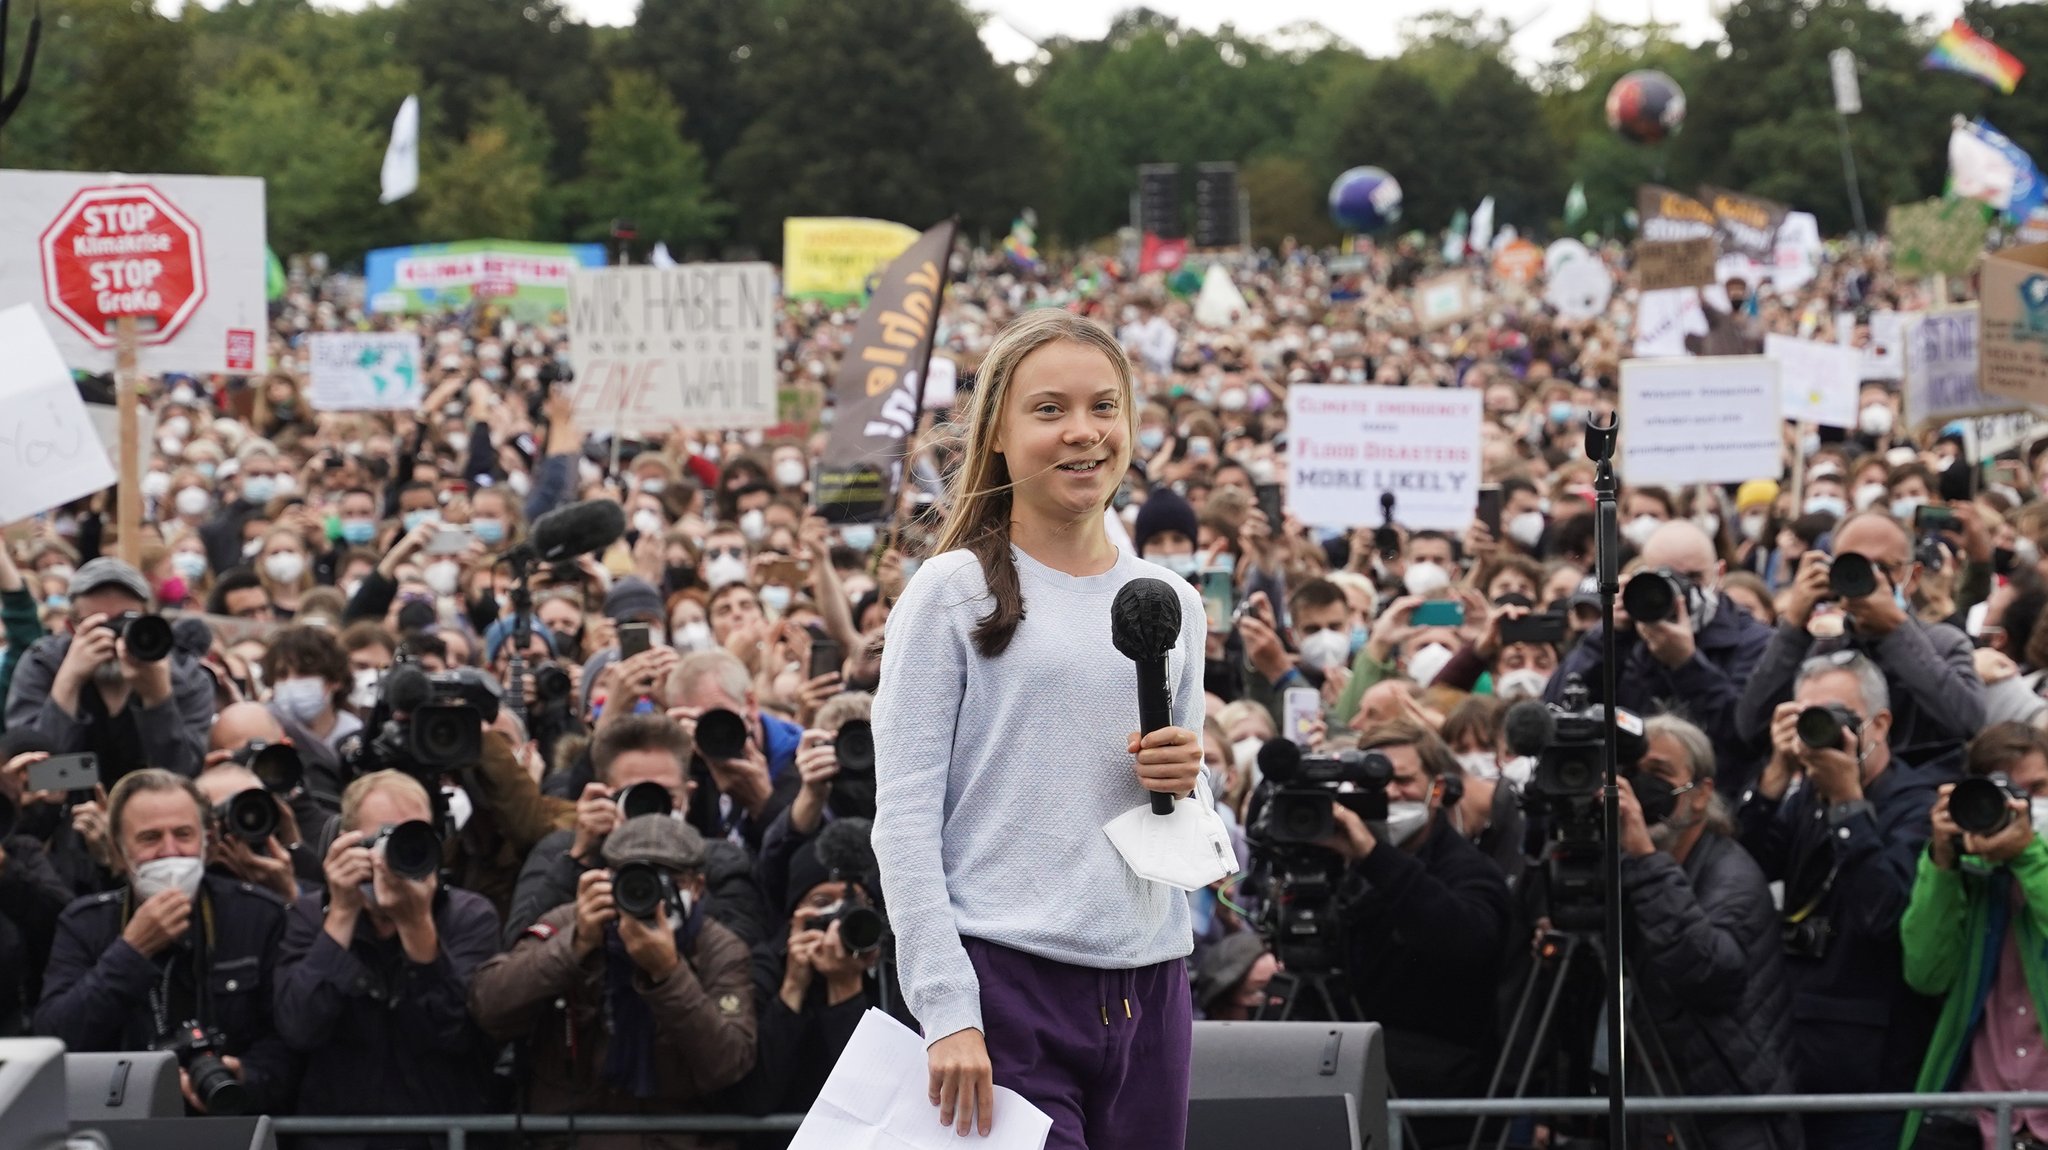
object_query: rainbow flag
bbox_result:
[1924,18,2024,94]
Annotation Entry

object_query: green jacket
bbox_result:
[1898,836,2048,1149]
[0,586,44,735]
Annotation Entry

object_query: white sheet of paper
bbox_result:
[789,1009,1053,1150]
[0,306,116,522]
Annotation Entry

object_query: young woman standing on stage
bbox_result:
[871,308,1210,1149]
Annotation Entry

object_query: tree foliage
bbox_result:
[564,70,726,252]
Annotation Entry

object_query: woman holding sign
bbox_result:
[871,309,1211,1148]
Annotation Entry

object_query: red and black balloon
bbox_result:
[1605,69,1686,145]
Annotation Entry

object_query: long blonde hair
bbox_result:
[935,309,1138,657]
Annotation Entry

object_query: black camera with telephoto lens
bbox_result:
[105,611,174,663]
[615,781,673,820]
[215,788,278,845]
[1621,568,1701,625]
[232,740,303,795]
[613,860,681,921]
[1828,552,1879,600]
[828,719,878,820]
[155,1022,246,1115]
[1795,702,1862,751]
[804,899,886,953]
[695,709,749,761]
[532,663,573,703]
[1952,773,2028,836]
[364,819,441,880]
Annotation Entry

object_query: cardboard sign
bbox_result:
[0,171,266,375]
[1416,272,1479,330]
[1982,242,2048,406]
[307,332,425,411]
[1903,306,2024,423]
[1620,357,1783,486]
[1767,333,1862,429]
[1634,238,1720,291]
[0,306,117,520]
[1284,385,1482,532]
[568,263,779,435]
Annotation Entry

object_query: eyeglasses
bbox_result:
[704,546,745,561]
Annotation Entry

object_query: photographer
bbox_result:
[1614,715,1799,1150]
[1544,520,1773,794]
[34,768,292,1114]
[667,650,803,851]
[1739,650,1959,1149]
[1317,720,1512,1110]
[5,558,214,778]
[193,765,299,904]
[1901,723,2048,1150]
[469,815,757,1146]
[1738,510,1984,763]
[756,693,875,914]
[507,714,772,951]
[274,771,500,1149]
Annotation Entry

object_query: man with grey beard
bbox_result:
[1612,714,1799,1150]
[4,558,214,779]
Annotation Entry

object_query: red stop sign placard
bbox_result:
[38,184,208,348]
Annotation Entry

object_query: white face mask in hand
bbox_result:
[132,855,205,901]
[1103,796,1236,892]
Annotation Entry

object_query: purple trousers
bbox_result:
[964,936,1192,1150]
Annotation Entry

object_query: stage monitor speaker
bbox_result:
[67,1116,275,1150]
[0,1037,69,1150]
[65,1052,181,1121]
[1186,1020,1386,1150]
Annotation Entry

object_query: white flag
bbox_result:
[1950,123,2018,210]
[1470,196,1496,254]
[650,242,677,268]
[380,95,420,205]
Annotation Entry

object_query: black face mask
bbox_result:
[663,564,699,596]
[1997,546,2019,576]
[548,628,581,657]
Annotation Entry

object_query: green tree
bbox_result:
[720,0,1040,252]
[391,0,595,176]
[1537,15,1704,236]
[1441,54,1560,233]
[1961,1,2043,161]
[2,0,196,171]
[564,70,726,251]
[621,0,764,169]
[1241,153,1336,248]
[417,123,543,241]
[1325,64,1453,230]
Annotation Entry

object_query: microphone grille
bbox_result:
[1502,700,1558,757]
[1110,578,1184,660]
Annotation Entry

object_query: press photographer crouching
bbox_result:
[273,770,501,1150]
[1740,650,1960,1149]
[469,814,756,1148]
[1249,719,1510,1121]
[1901,723,2048,1150]
[34,768,292,1115]
[1614,715,1799,1150]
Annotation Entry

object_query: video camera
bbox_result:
[1505,679,1645,931]
[366,665,496,778]
[1244,739,1394,975]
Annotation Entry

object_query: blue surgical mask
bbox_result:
[840,525,876,552]
[195,462,217,480]
[242,476,276,503]
[759,584,792,615]
[1152,554,1199,577]
[340,518,377,546]
[1895,583,1908,610]
[402,510,433,533]
[1549,400,1573,425]
[899,557,921,582]
[1350,624,1369,655]
[1138,427,1166,453]
[472,518,506,546]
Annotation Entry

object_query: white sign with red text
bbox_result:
[567,263,778,434]
[0,171,265,374]
[1285,384,1483,532]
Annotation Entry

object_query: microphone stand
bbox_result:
[503,550,535,730]
[1585,414,1626,1148]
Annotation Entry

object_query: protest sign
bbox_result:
[1981,241,2048,406]
[1861,310,1906,380]
[919,355,959,410]
[1416,272,1479,330]
[1633,288,1707,357]
[1889,198,1989,278]
[1902,306,2024,423]
[1637,185,1719,243]
[1634,238,1719,291]
[1701,186,1788,262]
[1285,385,1482,532]
[1767,333,1862,428]
[815,221,957,524]
[568,263,778,435]
[1492,239,1543,285]
[307,332,425,411]
[1544,241,1613,321]
[1620,357,1782,486]
[366,240,607,322]
[0,306,116,521]
[0,171,266,375]
[783,218,921,305]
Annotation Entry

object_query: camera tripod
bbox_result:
[1469,930,1700,1150]
[1255,966,1361,1022]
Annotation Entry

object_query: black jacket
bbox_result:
[1737,748,1959,1098]
[34,875,295,1113]
[3,636,216,779]
[0,836,77,1033]
[1548,597,1776,794]
[507,827,772,952]
[731,929,875,1149]
[272,887,501,1149]
[1622,832,1801,1150]
[1735,618,1985,765]
[1339,811,1513,1100]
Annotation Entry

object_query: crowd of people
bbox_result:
[0,229,2035,1150]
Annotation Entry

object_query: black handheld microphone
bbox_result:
[1502,699,1558,758]
[518,499,628,564]
[1111,577,1185,816]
